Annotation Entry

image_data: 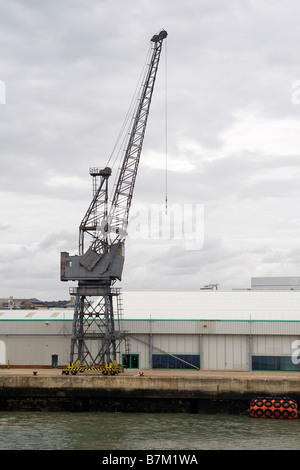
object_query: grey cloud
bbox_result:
[1,0,300,299]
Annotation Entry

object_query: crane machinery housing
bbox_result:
[60,29,168,369]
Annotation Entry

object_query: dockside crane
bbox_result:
[61,29,168,368]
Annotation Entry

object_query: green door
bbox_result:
[51,354,58,368]
[122,354,139,369]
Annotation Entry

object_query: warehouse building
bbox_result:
[1,279,300,372]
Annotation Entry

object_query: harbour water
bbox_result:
[0,411,299,450]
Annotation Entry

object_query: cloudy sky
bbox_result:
[1,0,300,300]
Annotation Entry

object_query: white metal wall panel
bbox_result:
[252,335,299,356]
[249,322,300,335]
[123,319,300,336]
[151,334,200,355]
[3,336,71,366]
[0,319,72,335]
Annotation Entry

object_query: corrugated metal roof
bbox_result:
[121,290,300,321]
[1,291,300,321]
[0,309,73,320]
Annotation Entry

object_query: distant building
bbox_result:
[251,277,300,291]
[0,297,13,310]
[0,297,74,310]
[14,298,43,309]
[200,284,219,291]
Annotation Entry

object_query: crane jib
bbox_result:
[108,29,168,248]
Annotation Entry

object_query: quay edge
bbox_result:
[0,370,300,413]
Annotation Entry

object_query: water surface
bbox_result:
[0,411,298,450]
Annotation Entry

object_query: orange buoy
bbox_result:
[250,397,298,419]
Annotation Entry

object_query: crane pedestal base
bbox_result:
[69,286,125,367]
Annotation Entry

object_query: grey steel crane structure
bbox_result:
[60,29,168,367]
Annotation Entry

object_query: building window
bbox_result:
[122,354,139,369]
[252,355,300,372]
[152,354,200,370]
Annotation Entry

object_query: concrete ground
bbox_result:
[1,367,300,381]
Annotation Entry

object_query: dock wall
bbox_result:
[0,372,300,413]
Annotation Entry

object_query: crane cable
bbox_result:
[164,36,168,215]
[106,44,152,202]
[105,38,169,212]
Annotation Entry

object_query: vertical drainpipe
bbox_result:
[249,314,252,371]
[149,315,153,369]
[199,334,202,370]
[249,335,253,371]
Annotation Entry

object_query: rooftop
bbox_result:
[1,290,300,321]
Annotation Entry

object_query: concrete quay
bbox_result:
[0,369,300,413]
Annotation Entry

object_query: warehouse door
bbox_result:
[203,335,249,371]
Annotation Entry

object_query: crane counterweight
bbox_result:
[151,29,168,42]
